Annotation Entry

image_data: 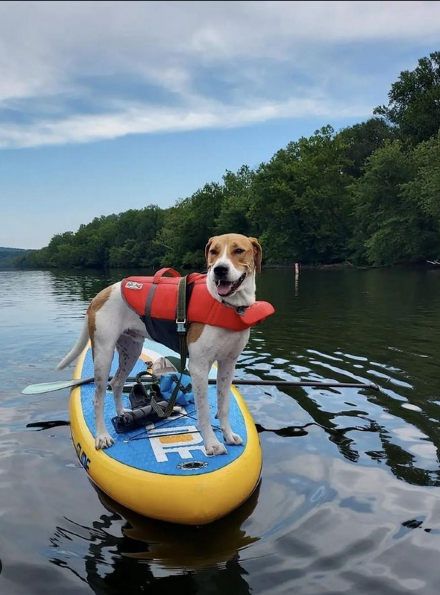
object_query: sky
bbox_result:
[0,1,439,249]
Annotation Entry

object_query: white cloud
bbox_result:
[0,0,439,148]
[0,97,373,148]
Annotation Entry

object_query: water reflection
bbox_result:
[256,418,379,464]
[47,268,155,304]
[49,483,260,594]
[248,268,440,487]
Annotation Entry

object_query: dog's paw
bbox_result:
[204,438,227,456]
[224,431,243,446]
[95,433,114,450]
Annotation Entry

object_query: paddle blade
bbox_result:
[22,377,92,395]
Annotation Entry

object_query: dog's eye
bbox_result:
[234,248,245,254]
[209,249,218,256]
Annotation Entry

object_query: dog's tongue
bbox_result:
[217,281,233,296]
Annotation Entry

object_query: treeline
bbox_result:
[0,247,32,268]
[15,52,440,270]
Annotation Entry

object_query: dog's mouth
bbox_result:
[215,272,246,297]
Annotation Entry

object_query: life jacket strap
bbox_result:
[151,275,189,418]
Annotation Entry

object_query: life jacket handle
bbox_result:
[152,268,181,283]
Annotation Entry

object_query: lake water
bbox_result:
[1,267,440,595]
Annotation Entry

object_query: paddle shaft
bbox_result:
[126,376,378,391]
[23,375,379,395]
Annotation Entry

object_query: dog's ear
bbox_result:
[205,237,215,261]
[249,237,262,273]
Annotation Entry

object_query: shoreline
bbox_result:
[4,261,439,273]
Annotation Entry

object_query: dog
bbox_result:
[58,233,268,456]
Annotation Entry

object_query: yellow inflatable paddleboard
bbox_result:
[69,339,262,525]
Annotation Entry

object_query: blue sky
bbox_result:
[0,1,439,249]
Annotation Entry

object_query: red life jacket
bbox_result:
[121,268,275,353]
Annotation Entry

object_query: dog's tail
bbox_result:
[57,316,90,370]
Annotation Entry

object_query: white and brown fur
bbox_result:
[58,233,262,456]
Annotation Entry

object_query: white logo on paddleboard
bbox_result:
[148,424,206,462]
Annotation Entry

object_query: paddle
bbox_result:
[22,375,379,395]
[22,376,138,395]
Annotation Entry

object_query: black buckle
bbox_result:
[176,317,186,334]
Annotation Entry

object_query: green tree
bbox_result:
[16,206,166,269]
[400,133,440,258]
[353,140,436,264]
[249,126,354,264]
[158,183,225,269]
[109,239,143,268]
[338,118,397,178]
[215,166,255,236]
[374,52,440,144]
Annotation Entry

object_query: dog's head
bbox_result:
[205,234,262,303]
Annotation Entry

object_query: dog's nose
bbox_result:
[213,264,229,278]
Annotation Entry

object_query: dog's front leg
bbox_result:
[217,358,243,446]
[189,359,227,456]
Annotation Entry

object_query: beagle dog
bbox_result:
[58,234,264,456]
